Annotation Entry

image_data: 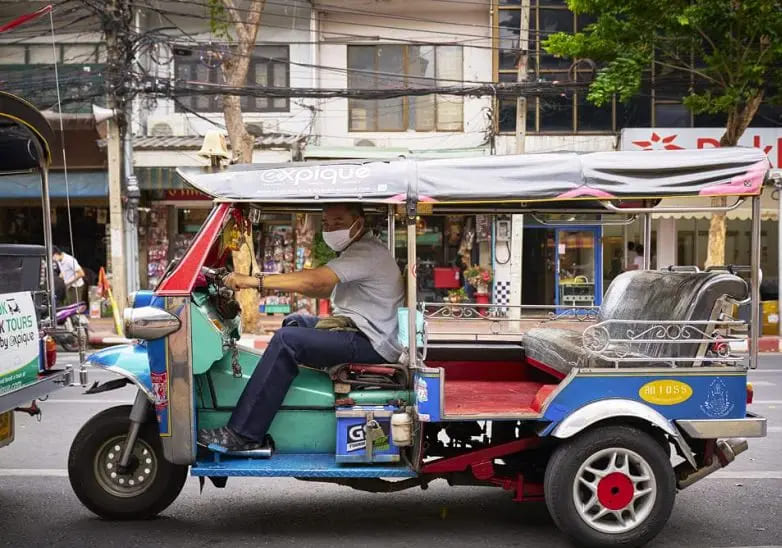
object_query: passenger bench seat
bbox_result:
[523,270,748,376]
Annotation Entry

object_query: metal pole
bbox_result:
[643,213,652,270]
[123,120,140,293]
[406,204,418,368]
[388,204,396,256]
[751,196,761,369]
[777,182,781,338]
[515,0,530,154]
[39,162,57,324]
[107,118,128,312]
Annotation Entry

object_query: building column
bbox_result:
[656,217,677,269]
[509,214,524,318]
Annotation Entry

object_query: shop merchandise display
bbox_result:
[146,207,169,287]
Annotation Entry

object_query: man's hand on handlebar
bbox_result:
[223,272,258,291]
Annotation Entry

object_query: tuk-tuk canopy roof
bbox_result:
[177,147,770,205]
[0,91,56,171]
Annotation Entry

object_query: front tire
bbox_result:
[544,425,675,548]
[68,405,188,520]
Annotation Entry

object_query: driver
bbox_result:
[198,203,404,451]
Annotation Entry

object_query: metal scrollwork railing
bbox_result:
[421,302,601,338]
[580,319,746,366]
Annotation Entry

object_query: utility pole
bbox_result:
[515,0,530,154]
[104,0,129,312]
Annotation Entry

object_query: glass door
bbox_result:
[555,228,602,307]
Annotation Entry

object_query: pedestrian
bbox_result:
[626,241,637,270]
[632,244,645,270]
[52,245,86,304]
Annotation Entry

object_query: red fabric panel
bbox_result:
[157,203,230,296]
[426,361,528,381]
[531,384,558,413]
[525,356,567,380]
[444,380,543,415]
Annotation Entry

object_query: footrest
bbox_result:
[207,443,273,459]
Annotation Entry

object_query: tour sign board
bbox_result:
[0,292,40,395]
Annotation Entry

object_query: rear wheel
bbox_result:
[68,405,188,520]
[544,425,675,548]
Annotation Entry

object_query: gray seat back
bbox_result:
[597,270,748,362]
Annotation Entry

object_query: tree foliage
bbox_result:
[544,0,781,145]
[545,0,780,268]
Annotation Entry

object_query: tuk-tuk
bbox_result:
[0,92,85,448]
[70,148,769,548]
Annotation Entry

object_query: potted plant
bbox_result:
[446,288,468,315]
[463,265,493,304]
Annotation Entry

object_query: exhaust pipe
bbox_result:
[676,438,748,489]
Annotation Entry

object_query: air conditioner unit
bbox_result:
[147,115,188,137]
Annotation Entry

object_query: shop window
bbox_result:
[749,102,782,128]
[539,91,573,132]
[577,93,612,131]
[499,9,521,71]
[0,43,104,113]
[654,102,691,127]
[175,45,289,113]
[348,45,463,132]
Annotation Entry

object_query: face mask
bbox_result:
[323,219,360,252]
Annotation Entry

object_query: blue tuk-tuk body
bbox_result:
[73,149,770,548]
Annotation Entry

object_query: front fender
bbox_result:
[87,344,154,402]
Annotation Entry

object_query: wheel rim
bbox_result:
[572,447,657,534]
[93,435,158,498]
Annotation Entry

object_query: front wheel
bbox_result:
[544,425,676,548]
[68,405,188,520]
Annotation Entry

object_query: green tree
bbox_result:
[544,0,781,267]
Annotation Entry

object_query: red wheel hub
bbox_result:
[596,472,634,510]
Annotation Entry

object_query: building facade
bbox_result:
[1,0,779,313]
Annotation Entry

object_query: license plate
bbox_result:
[0,411,14,448]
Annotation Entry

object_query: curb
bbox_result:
[89,332,273,350]
[238,335,271,350]
[88,332,132,346]
[730,337,781,353]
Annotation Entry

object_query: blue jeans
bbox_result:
[228,314,386,441]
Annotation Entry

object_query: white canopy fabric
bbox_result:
[177,147,770,204]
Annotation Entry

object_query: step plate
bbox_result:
[191,453,416,478]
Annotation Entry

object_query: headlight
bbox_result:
[123,306,181,340]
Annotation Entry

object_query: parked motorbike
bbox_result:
[54,302,88,352]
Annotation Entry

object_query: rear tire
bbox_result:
[544,425,675,548]
[68,405,188,520]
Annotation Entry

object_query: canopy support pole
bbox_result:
[406,198,417,368]
[643,213,652,270]
[388,204,395,256]
[38,159,56,325]
[750,195,761,369]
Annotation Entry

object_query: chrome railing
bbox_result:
[580,318,747,367]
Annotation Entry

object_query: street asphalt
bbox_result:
[0,352,780,547]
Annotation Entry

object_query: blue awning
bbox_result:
[0,170,107,198]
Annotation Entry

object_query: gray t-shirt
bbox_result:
[327,233,404,362]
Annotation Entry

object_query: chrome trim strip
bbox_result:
[552,398,697,468]
[676,415,767,439]
[162,297,195,465]
[102,365,155,401]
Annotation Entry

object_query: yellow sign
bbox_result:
[639,380,693,405]
[0,411,14,448]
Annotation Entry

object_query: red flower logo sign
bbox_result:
[632,132,684,150]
